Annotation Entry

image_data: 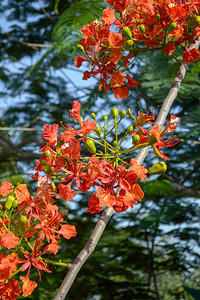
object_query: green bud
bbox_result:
[103,115,108,121]
[189,12,196,20]
[12,199,19,208]
[123,26,132,39]
[127,125,134,133]
[136,19,140,25]
[111,107,119,119]
[148,135,157,145]
[51,181,56,191]
[169,22,177,31]
[132,134,140,145]
[40,159,47,166]
[77,44,85,52]
[140,25,145,33]
[148,162,167,175]
[44,150,51,158]
[195,16,200,25]
[20,215,28,224]
[91,112,96,120]
[85,140,96,154]
[125,39,134,47]
[112,141,118,147]
[120,110,127,119]
[156,14,160,21]
[95,127,101,136]
[5,195,15,210]
[43,165,52,174]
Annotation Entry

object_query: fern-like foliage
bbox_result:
[52,0,106,57]
[143,179,174,197]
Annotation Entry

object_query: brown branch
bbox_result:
[6,34,52,49]
[52,39,200,300]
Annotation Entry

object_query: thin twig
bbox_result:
[53,39,200,300]
[0,127,43,131]
[5,34,52,49]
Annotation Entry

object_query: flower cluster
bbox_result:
[34,101,179,214]
[75,0,200,99]
[0,180,77,299]
[0,101,180,299]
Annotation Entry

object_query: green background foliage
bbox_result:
[0,0,200,299]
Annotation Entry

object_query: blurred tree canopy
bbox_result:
[0,0,200,299]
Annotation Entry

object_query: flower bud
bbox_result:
[91,112,96,120]
[103,115,108,121]
[136,19,140,25]
[148,134,157,145]
[20,215,28,224]
[85,140,96,154]
[120,110,127,119]
[41,160,47,166]
[44,150,51,158]
[112,141,118,147]
[169,22,177,31]
[125,39,134,48]
[12,200,19,208]
[51,181,56,191]
[127,125,134,133]
[77,44,85,53]
[111,107,119,118]
[156,14,160,21]
[140,25,145,33]
[5,195,15,210]
[148,162,167,175]
[132,134,140,145]
[43,166,52,174]
[95,127,101,136]
[123,26,132,39]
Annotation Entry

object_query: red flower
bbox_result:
[102,8,115,25]
[69,100,83,126]
[20,276,37,297]
[182,48,200,63]
[42,123,58,145]
[0,278,21,300]
[0,182,14,197]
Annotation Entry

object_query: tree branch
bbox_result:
[53,39,200,300]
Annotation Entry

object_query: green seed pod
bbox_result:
[95,127,101,136]
[120,110,127,119]
[20,215,28,224]
[123,26,132,39]
[132,134,140,145]
[103,115,108,121]
[125,39,134,47]
[136,19,140,25]
[12,199,19,208]
[40,159,47,166]
[127,125,134,133]
[85,140,96,154]
[43,165,52,174]
[140,25,145,33]
[112,141,118,147]
[77,44,85,53]
[156,14,161,21]
[5,195,15,210]
[148,162,167,175]
[91,112,96,120]
[169,22,177,31]
[111,107,119,119]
